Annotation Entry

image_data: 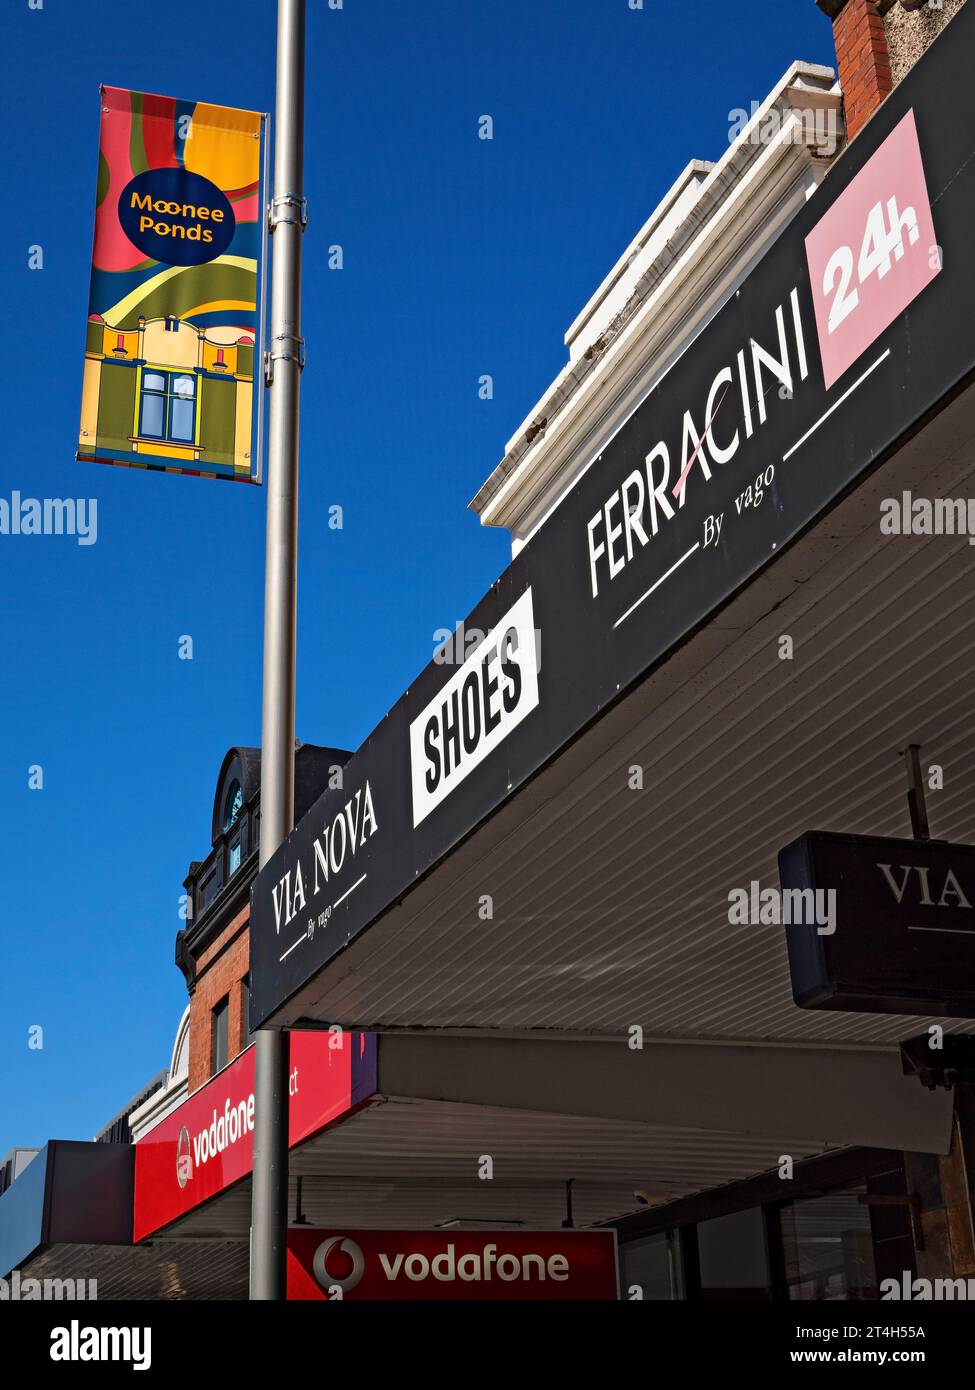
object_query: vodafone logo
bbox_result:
[313,1237,365,1294]
[175,1126,191,1189]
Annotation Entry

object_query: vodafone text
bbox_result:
[179,1062,301,1180]
[189,1095,254,1172]
[586,289,809,598]
[379,1244,568,1283]
[323,1240,571,1289]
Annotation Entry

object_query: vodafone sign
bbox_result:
[287,1229,619,1301]
[134,1032,376,1242]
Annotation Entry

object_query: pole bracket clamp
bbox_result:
[268,194,308,232]
[264,334,306,384]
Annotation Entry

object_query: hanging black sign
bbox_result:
[779,832,975,1017]
[251,3,975,1029]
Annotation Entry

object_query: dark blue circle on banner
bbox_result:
[118,167,235,267]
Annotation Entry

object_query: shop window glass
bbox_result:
[780,1190,877,1300]
[621,1231,683,1300]
[697,1207,770,1299]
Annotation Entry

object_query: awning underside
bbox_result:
[280,382,975,1048]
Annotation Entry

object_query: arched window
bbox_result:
[223,780,243,833]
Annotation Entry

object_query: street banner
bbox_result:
[78,86,266,483]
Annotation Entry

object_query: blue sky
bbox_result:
[0,0,834,1152]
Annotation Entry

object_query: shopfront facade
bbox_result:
[4,0,974,1304]
[236,0,975,1300]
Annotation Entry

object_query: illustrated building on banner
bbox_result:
[78,87,266,483]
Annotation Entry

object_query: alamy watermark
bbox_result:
[728,881,836,934]
[728,102,841,158]
[883,1271,975,1300]
[50,1320,150,1371]
[433,619,543,673]
[0,1268,96,1300]
[0,492,97,545]
[880,491,975,544]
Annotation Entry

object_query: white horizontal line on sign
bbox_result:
[614,544,700,630]
[280,933,307,963]
[782,350,891,463]
[334,873,366,909]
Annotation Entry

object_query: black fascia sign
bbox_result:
[250,3,975,1030]
[779,831,975,1018]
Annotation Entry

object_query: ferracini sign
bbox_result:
[250,4,975,1029]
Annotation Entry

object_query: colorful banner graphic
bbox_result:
[78,87,266,483]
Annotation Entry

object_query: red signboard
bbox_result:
[287,1228,619,1301]
[134,1032,376,1241]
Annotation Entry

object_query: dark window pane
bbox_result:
[621,1232,683,1300]
[697,1208,770,1300]
[211,996,230,1074]
[781,1190,878,1300]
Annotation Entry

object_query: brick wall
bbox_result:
[186,901,251,1094]
[833,0,894,139]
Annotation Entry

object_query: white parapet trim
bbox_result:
[471,62,843,551]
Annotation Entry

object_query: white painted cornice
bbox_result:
[128,1005,191,1142]
[471,62,842,547]
[128,1074,189,1142]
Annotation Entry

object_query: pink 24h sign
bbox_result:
[805,109,941,392]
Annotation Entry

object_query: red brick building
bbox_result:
[175,744,350,1095]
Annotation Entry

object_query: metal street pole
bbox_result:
[251,0,306,1301]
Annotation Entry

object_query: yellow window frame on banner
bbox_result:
[130,363,202,458]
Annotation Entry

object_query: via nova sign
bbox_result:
[250,5,975,1030]
[779,833,975,1018]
